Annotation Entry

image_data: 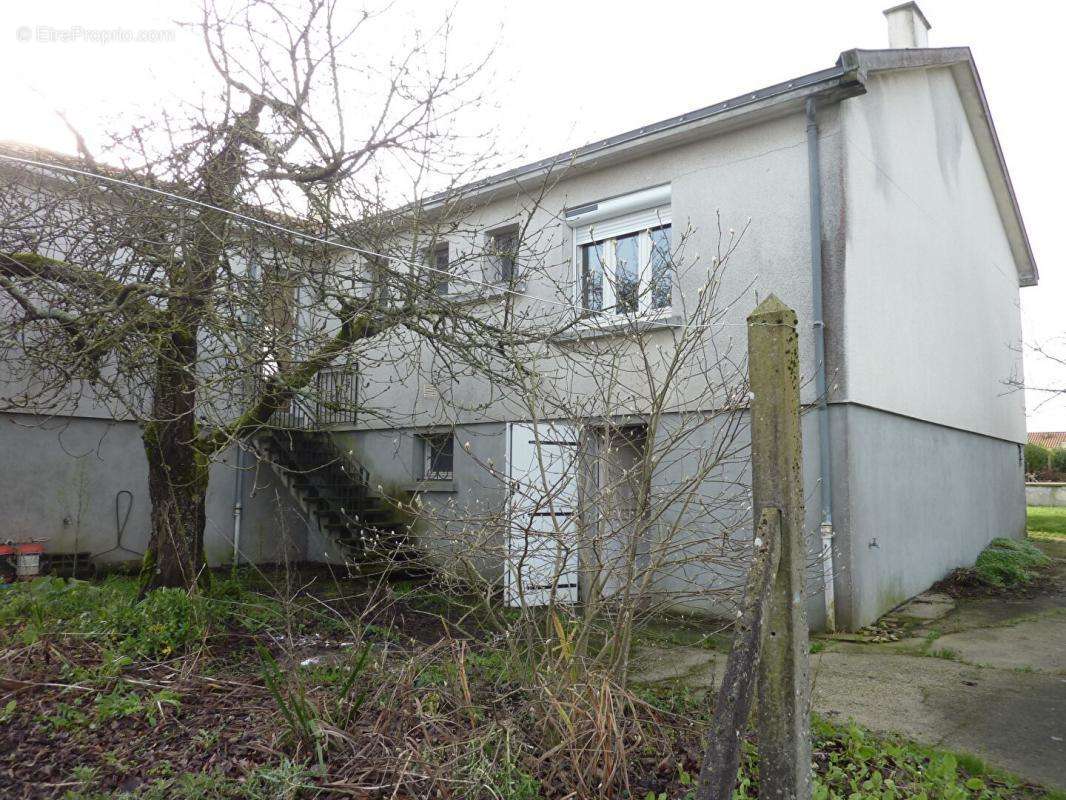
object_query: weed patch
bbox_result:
[930,647,961,661]
[974,538,1051,589]
[0,573,343,660]
[803,719,1053,800]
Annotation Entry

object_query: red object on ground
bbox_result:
[0,543,44,555]
[0,543,45,580]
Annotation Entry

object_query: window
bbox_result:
[567,186,672,317]
[362,254,390,303]
[421,432,454,480]
[649,226,672,309]
[579,224,672,316]
[490,227,519,282]
[425,243,451,296]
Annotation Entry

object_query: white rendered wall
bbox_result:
[840,67,1026,443]
[347,108,831,431]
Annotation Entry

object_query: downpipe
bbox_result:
[232,258,260,569]
[806,96,836,632]
[820,521,835,632]
[232,443,245,567]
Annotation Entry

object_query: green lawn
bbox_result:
[1027,506,1066,539]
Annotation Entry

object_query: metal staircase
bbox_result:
[251,391,418,572]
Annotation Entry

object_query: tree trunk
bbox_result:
[144,443,207,590]
[141,330,209,592]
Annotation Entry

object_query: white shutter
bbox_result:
[505,421,580,607]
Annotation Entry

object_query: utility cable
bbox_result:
[0,151,751,332]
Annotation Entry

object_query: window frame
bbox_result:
[420,432,455,481]
[572,204,673,319]
[488,226,520,283]
[425,242,451,296]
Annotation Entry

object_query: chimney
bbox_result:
[883,2,931,48]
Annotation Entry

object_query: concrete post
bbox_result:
[696,507,782,800]
[748,295,811,800]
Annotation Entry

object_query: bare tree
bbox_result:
[0,0,560,591]
[1012,336,1066,417]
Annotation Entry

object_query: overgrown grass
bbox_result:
[3,573,1063,799]
[0,571,357,661]
[1027,506,1066,539]
[633,613,733,652]
[973,538,1051,588]
[58,758,316,799]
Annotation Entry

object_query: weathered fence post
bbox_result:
[696,507,781,800]
[749,295,811,800]
[695,295,812,800]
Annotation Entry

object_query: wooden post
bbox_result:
[748,295,811,800]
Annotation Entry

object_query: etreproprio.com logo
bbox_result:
[16,25,176,45]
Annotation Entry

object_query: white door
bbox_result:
[505,421,580,607]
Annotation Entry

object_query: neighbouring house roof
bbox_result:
[0,141,79,164]
[432,47,1038,288]
[0,140,136,188]
[1028,432,1066,450]
[0,140,325,239]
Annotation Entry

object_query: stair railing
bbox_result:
[261,377,371,489]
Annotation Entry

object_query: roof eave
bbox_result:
[424,63,867,211]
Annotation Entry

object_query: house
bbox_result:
[0,3,1036,630]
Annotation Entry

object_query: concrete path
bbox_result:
[631,539,1066,790]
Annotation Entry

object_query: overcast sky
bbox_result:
[2,0,1063,430]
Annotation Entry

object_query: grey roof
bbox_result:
[439,62,853,199]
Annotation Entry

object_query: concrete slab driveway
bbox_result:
[632,538,1066,790]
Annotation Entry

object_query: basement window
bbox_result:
[420,432,454,480]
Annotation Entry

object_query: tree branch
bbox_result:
[199,310,393,455]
